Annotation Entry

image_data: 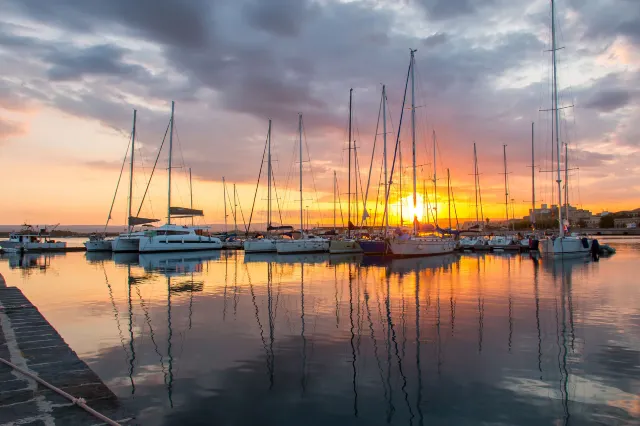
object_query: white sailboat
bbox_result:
[139,101,222,253]
[111,110,159,252]
[388,50,456,257]
[329,88,363,254]
[539,0,591,257]
[275,114,329,254]
[245,120,278,253]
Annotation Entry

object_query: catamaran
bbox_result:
[275,114,329,254]
[138,101,222,253]
[539,0,591,257]
[388,50,456,257]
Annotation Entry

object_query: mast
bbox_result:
[223,177,227,233]
[383,85,389,237]
[552,0,563,237]
[348,88,353,238]
[127,109,137,234]
[532,122,536,228]
[432,130,437,226]
[410,49,418,236]
[447,168,452,231]
[267,119,272,228]
[333,171,337,232]
[503,145,509,227]
[298,113,303,234]
[399,138,403,226]
[167,101,175,225]
[189,167,193,226]
[473,142,479,224]
[565,143,569,223]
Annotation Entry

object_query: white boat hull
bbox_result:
[84,240,113,252]
[275,239,329,254]
[329,240,363,254]
[222,241,243,249]
[139,235,223,253]
[540,237,591,257]
[112,236,142,253]
[244,239,277,253]
[21,242,66,251]
[389,238,456,257]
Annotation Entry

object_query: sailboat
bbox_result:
[275,114,329,254]
[388,50,456,257]
[245,120,280,253]
[138,101,223,253]
[110,110,159,252]
[539,0,591,257]
[329,89,363,254]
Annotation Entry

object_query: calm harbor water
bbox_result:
[1,238,639,425]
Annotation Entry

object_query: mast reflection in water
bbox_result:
[1,240,639,425]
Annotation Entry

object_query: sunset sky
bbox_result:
[1,0,639,228]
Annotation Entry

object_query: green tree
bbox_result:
[599,215,614,228]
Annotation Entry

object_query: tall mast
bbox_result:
[298,113,303,234]
[333,170,337,232]
[382,85,389,236]
[399,138,403,226]
[267,119,272,228]
[565,143,569,222]
[223,177,227,233]
[447,168,452,231]
[127,109,137,233]
[473,142,479,224]
[551,0,563,237]
[348,88,352,238]
[410,49,418,236]
[432,130,437,226]
[189,167,193,226]
[167,101,174,225]
[531,122,536,228]
[503,145,509,227]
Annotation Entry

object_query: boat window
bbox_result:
[156,230,190,236]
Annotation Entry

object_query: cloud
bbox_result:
[243,0,316,37]
[584,89,631,112]
[0,118,27,141]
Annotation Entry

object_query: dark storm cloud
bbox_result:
[584,89,631,112]
[243,0,316,37]
[46,44,150,81]
[414,0,483,20]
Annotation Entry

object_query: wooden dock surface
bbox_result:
[0,273,134,425]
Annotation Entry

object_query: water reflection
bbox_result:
[0,241,639,425]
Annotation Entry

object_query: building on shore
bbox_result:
[526,204,594,225]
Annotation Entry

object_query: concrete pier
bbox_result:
[0,273,134,425]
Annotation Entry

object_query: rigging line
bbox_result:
[302,119,325,227]
[171,118,189,211]
[247,128,269,233]
[271,172,285,226]
[135,120,170,218]
[105,131,132,233]
[363,90,383,220]
[224,181,237,230]
[336,177,345,228]
[385,55,412,219]
[235,185,248,233]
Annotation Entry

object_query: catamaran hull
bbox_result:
[138,236,223,253]
[540,237,591,257]
[84,240,113,252]
[275,240,329,254]
[329,240,363,254]
[244,239,277,253]
[112,237,141,253]
[389,239,456,257]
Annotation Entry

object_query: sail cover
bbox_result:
[128,216,160,226]
[169,207,204,217]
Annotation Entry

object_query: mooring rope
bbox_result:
[0,357,122,426]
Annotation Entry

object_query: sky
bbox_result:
[1,0,639,228]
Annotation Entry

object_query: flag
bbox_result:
[361,207,370,222]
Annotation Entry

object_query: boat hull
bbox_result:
[540,237,591,257]
[244,239,277,253]
[84,240,113,252]
[112,236,142,253]
[389,238,456,257]
[329,240,363,254]
[358,240,388,255]
[222,241,244,250]
[139,236,223,253]
[275,239,328,254]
